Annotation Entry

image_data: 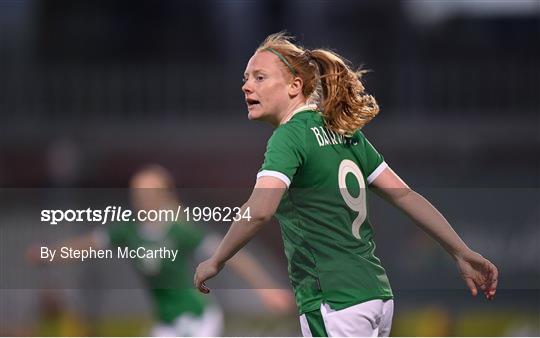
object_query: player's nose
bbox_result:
[242,80,253,94]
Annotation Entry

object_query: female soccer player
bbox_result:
[194,33,498,337]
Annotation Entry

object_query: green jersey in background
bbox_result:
[107,221,209,323]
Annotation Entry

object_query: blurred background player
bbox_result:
[194,33,499,337]
[28,164,295,336]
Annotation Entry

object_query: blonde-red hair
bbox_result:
[256,32,379,136]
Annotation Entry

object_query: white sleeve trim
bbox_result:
[257,170,291,188]
[367,161,388,184]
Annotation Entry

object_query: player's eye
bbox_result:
[256,75,265,81]
[242,77,247,83]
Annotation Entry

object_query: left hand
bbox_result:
[255,288,296,313]
[194,258,223,294]
[455,250,498,300]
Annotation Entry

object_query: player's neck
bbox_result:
[279,101,315,126]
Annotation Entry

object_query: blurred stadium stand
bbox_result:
[0,0,539,336]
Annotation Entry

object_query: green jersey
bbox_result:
[107,221,208,323]
[258,108,393,314]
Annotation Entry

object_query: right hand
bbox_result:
[193,257,223,294]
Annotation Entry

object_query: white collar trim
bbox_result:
[280,104,318,125]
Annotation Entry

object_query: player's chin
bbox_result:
[247,107,264,120]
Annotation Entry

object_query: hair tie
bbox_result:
[265,47,297,76]
[305,49,322,72]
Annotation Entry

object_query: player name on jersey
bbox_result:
[40,246,179,262]
[310,126,359,147]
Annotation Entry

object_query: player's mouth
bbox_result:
[246,98,261,109]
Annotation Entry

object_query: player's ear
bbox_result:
[288,77,303,97]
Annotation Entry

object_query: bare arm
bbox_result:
[193,176,286,293]
[371,167,470,257]
[228,250,280,289]
[228,249,295,312]
[195,230,295,312]
[371,167,498,299]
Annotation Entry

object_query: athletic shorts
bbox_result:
[150,304,223,337]
[299,299,394,337]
